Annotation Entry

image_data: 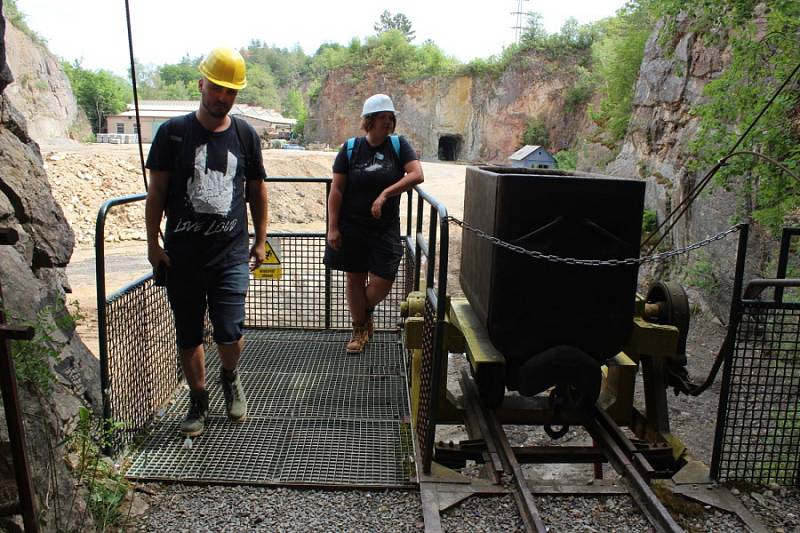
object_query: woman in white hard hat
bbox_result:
[324,93,424,354]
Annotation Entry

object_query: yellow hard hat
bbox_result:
[199,47,247,90]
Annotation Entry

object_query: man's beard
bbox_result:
[203,99,231,118]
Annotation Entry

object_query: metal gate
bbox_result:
[96,178,415,454]
[712,227,800,486]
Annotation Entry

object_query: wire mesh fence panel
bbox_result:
[715,301,800,485]
[105,278,180,450]
[245,235,408,331]
[416,298,436,471]
[105,278,213,451]
[104,236,409,452]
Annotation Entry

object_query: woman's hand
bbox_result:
[371,193,387,219]
[327,227,342,250]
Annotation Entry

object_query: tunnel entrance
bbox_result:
[437,135,462,161]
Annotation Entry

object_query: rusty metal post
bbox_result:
[0,228,38,532]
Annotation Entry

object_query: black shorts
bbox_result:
[324,219,403,280]
[166,262,249,349]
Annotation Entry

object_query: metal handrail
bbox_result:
[405,184,449,473]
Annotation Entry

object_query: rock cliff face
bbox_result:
[3,15,90,143]
[307,50,590,162]
[308,13,788,318]
[604,11,773,316]
[0,7,98,531]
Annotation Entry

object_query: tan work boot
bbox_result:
[346,323,369,354]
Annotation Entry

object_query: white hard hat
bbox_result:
[362,94,396,117]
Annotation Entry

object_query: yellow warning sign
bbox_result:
[253,238,283,280]
[253,267,282,280]
[261,239,281,265]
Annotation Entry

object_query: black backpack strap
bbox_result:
[231,115,258,202]
[231,115,254,171]
[171,113,194,174]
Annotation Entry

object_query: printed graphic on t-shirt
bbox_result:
[360,151,393,174]
[187,143,236,216]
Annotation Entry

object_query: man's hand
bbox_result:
[327,228,342,251]
[371,193,387,219]
[148,244,171,271]
[249,241,266,271]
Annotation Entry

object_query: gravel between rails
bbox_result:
[131,481,800,532]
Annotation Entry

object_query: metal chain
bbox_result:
[445,216,742,267]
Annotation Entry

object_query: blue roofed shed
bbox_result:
[508,145,557,169]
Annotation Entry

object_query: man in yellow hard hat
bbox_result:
[145,46,268,437]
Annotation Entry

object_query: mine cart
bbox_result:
[459,166,645,410]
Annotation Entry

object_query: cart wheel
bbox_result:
[645,281,689,365]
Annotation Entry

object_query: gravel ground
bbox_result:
[132,482,800,532]
[128,338,800,532]
[132,485,424,532]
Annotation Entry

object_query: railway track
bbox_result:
[417,368,684,533]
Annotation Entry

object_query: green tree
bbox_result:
[130,58,200,101]
[374,10,416,42]
[283,89,307,139]
[160,81,193,100]
[520,12,547,46]
[159,56,200,86]
[589,1,656,143]
[246,42,311,87]
[555,149,577,170]
[682,0,800,234]
[523,118,549,148]
[63,61,132,133]
[235,62,279,109]
[130,60,160,99]
[282,89,305,118]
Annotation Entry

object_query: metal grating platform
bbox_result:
[125,329,414,487]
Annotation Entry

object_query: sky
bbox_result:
[14,0,628,77]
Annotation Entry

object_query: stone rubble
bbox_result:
[43,149,332,247]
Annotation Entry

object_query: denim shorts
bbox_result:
[166,261,249,349]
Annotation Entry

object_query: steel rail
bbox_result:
[586,411,684,533]
[457,367,683,532]
[460,368,547,533]
[458,368,504,480]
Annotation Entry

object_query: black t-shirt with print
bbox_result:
[332,135,417,227]
[146,112,266,270]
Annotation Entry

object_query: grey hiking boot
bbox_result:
[180,389,209,437]
[220,368,247,421]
